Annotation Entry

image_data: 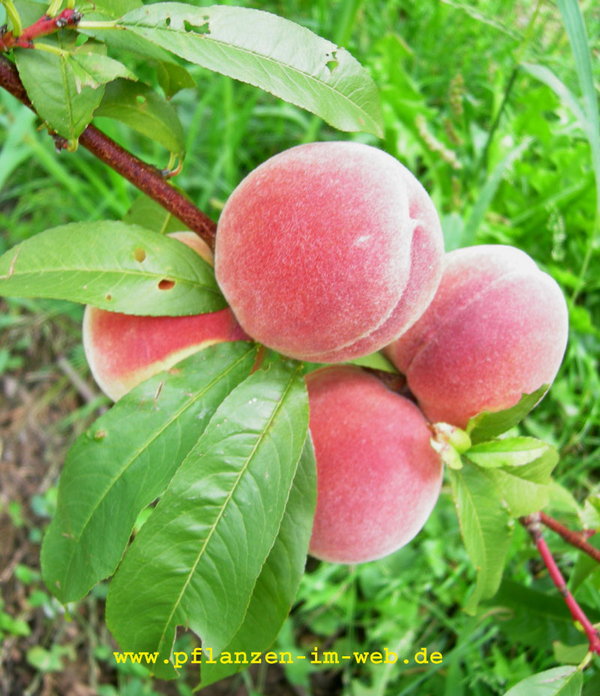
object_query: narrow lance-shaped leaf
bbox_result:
[466,385,549,445]
[487,470,550,518]
[67,51,137,93]
[123,194,188,235]
[156,60,196,99]
[116,3,384,137]
[466,437,558,475]
[491,579,600,648]
[570,535,600,592]
[449,462,513,615]
[106,361,310,680]
[0,221,225,316]
[467,438,559,517]
[41,342,257,604]
[504,666,582,696]
[95,80,186,160]
[15,34,106,141]
[201,435,317,688]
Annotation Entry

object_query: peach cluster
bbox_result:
[83,142,569,565]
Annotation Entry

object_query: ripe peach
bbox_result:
[306,366,443,564]
[83,232,248,401]
[384,245,569,428]
[215,142,444,362]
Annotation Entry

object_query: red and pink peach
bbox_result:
[215,142,444,362]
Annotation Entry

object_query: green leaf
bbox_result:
[156,60,196,99]
[0,221,224,315]
[106,361,309,680]
[569,535,600,592]
[117,3,384,137]
[582,495,600,528]
[487,470,550,518]
[123,194,189,235]
[449,462,513,614]
[67,51,137,93]
[466,438,558,520]
[92,0,142,17]
[504,666,582,696]
[41,343,257,604]
[466,385,550,444]
[347,351,398,373]
[15,35,105,141]
[553,642,589,666]
[200,435,317,687]
[81,10,175,63]
[95,80,186,159]
[490,579,600,648]
[466,438,558,481]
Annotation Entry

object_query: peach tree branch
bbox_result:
[520,513,600,657]
[539,511,600,564]
[0,54,217,248]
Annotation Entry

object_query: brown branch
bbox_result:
[0,54,217,249]
[520,513,600,656]
[539,511,600,564]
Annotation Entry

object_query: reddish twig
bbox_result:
[0,9,81,51]
[521,513,600,656]
[79,128,217,247]
[539,511,600,564]
[0,54,217,248]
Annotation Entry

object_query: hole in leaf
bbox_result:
[326,50,339,73]
[183,19,210,35]
[158,279,175,290]
[165,17,171,27]
[106,294,112,301]
[134,248,146,262]
[136,95,146,105]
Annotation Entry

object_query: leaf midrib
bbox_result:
[155,364,302,653]
[119,17,377,126]
[0,265,219,291]
[56,346,256,595]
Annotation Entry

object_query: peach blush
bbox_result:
[385,245,569,428]
[306,366,443,564]
[215,141,444,362]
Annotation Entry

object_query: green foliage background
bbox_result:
[0,0,599,694]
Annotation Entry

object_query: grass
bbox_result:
[1,0,599,694]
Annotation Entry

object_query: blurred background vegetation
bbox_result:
[1,0,599,694]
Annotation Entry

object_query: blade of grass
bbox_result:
[557,0,600,302]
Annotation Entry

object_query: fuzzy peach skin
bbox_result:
[84,232,248,402]
[306,366,443,564]
[215,142,444,363]
[384,245,569,429]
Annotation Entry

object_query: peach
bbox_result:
[83,232,248,401]
[215,142,444,362]
[306,366,443,564]
[384,245,569,429]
